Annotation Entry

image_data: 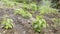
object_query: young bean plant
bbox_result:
[14,8,32,18]
[1,15,14,29]
[32,16,46,32]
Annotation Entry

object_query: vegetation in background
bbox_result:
[22,2,37,11]
[29,2,37,11]
[21,3,37,14]
[51,0,60,9]
[1,0,18,7]
[39,6,58,14]
[14,0,32,3]
[1,15,14,29]
[39,0,58,14]
[32,16,46,32]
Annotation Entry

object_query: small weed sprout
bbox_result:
[32,16,46,32]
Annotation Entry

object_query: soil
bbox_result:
[0,2,60,34]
